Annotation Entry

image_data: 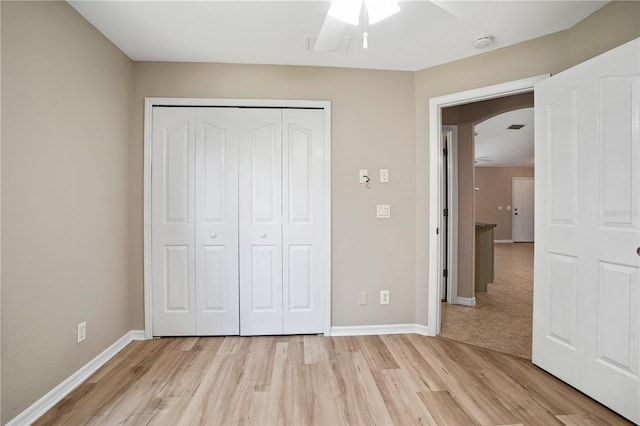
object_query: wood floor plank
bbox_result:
[556,414,599,425]
[481,349,633,425]
[359,334,400,370]
[350,350,394,425]
[303,334,330,364]
[332,352,377,425]
[452,342,560,424]
[410,334,518,424]
[373,368,439,425]
[36,334,630,426]
[380,334,448,392]
[417,390,476,425]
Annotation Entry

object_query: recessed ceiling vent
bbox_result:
[305,35,352,54]
[507,124,525,130]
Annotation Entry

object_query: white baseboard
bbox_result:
[456,297,476,307]
[7,330,146,426]
[494,240,514,243]
[330,323,431,337]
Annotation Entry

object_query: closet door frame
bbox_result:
[143,98,332,339]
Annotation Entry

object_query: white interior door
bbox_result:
[513,177,534,242]
[533,38,639,423]
[151,107,197,335]
[150,104,328,337]
[282,109,325,334]
[194,108,240,335]
[239,109,284,335]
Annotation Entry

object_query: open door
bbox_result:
[533,38,639,423]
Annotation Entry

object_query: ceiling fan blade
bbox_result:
[314,14,349,52]
[430,0,474,21]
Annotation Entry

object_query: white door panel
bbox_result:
[534,38,639,423]
[239,109,283,335]
[282,109,325,334]
[151,107,196,335]
[195,108,240,335]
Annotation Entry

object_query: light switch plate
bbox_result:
[380,169,389,183]
[359,169,369,184]
[377,204,391,219]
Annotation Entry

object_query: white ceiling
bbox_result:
[474,107,534,168]
[68,0,608,72]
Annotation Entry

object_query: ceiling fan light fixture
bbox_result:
[328,0,363,25]
[328,0,399,26]
[365,0,400,24]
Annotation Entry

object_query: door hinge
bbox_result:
[443,269,448,278]
[443,208,448,217]
[436,227,439,235]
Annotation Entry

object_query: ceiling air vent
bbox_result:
[305,35,352,54]
[507,124,525,130]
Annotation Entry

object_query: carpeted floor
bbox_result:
[440,242,533,359]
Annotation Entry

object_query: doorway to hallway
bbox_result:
[440,242,533,359]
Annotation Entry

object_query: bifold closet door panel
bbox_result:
[282,109,325,334]
[151,107,197,335]
[239,109,284,335]
[194,109,240,335]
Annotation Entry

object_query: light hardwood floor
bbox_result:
[441,242,534,359]
[36,333,629,425]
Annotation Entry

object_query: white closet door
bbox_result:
[151,107,197,335]
[282,109,325,334]
[194,108,240,335]
[239,109,284,335]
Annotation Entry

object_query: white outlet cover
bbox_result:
[380,290,390,304]
[376,204,391,219]
[77,321,86,343]
[380,168,389,183]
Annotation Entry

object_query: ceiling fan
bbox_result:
[313,0,473,52]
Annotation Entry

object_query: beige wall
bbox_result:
[475,168,535,241]
[1,2,133,421]
[130,63,417,328]
[414,1,640,323]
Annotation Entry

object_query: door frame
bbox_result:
[427,75,548,336]
[441,126,458,304]
[512,176,535,242]
[143,97,332,339]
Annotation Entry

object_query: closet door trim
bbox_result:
[143,98,332,339]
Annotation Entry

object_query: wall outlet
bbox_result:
[380,168,389,183]
[376,204,391,219]
[77,321,86,343]
[380,290,390,305]
[359,291,367,305]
